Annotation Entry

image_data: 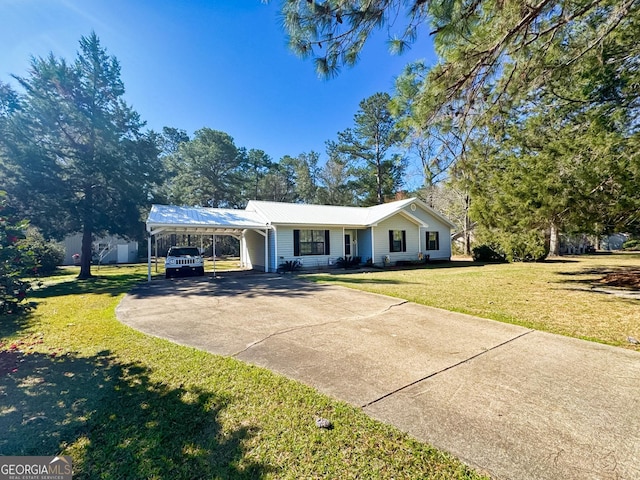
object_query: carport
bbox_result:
[145,205,271,281]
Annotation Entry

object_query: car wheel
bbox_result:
[197,267,205,276]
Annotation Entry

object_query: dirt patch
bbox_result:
[599,270,640,290]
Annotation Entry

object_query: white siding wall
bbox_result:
[420,212,451,260]
[244,229,266,271]
[275,226,295,261]
[420,223,452,260]
[402,205,452,261]
[275,226,344,270]
[373,216,422,265]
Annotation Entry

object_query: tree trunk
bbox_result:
[376,157,383,204]
[463,193,472,256]
[78,186,94,279]
[548,221,561,257]
[79,225,93,279]
[375,138,383,204]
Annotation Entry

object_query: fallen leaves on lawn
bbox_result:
[599,269,640,290]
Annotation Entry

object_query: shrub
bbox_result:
[472,245,506,262]
[278,259,302,272]
[19,227,65,274]
[500,230,548,262]
[0,192,37,315]
[622,239,640,251]
[335,256,362,269]
[473,227,548,263]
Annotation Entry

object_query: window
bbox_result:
[389,230,406,253]
[294,229,330,256]
[167,247,200,257]
[426,231,440,250]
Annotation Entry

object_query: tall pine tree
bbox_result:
[0,33,161,278]
[331,92,405,205]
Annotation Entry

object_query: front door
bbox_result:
[344,234,351,256]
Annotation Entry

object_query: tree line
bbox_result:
[0,34,408,279]
[155,93,405,210]
[2,0,640,284]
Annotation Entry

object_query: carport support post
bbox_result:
[147,235,152,282]
[212,234,216,277]
[264,228,269,272]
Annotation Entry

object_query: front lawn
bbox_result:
[306,253,640,349]
[1,265,485,479]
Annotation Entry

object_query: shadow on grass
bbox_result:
[0,273,149,339]
[538,258,580,264]
[0,349,267,479]
[30,273,146,300]
[556,267,640,287]
[555,267,621,278]
[554,266,640,303]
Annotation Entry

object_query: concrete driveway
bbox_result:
[116,272,640,480]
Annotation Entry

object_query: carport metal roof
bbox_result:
[145,205,271,281]
[146,204,270,236]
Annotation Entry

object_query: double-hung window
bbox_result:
[294,229,330,256]
[389,230,406,253]
[426,231,440,251]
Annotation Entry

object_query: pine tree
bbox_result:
[0,33,161,278]
[331,92,405,205]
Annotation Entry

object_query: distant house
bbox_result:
[146,198,455,275]
[602,233,631,251]
[62,233,139,266]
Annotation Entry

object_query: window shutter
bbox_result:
[325,230,330,255]
[389,230,394,251]
[293,230,300,256]
[402,230,407,252]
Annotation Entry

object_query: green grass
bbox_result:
[1,265,485,480]
[305,253,640,350]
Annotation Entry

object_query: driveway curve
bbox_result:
[116,272,640,480]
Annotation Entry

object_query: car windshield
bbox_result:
[168,247,200,257]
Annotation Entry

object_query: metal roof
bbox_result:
[146,205,269,235]
[246,198,456,228]
[245,200,371,226]
[146,198,456,234]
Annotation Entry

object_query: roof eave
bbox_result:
[268,221,366,228]
[146,222,270,233]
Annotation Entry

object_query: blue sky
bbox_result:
[1,0,436,164]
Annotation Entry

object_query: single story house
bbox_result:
[145,198,456,278]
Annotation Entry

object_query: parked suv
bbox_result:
[165,246,204,278]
